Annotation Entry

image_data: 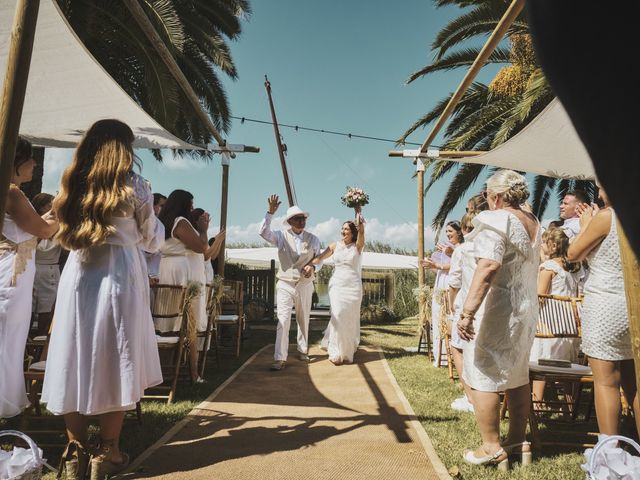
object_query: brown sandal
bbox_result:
[89,440,130,480]
[57,440,89,480]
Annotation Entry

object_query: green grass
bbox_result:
[360,317,586,480]
[4,318,591,479]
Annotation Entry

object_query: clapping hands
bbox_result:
[576,202,599,230]
[436,242,454,257]
[196,211,210,233]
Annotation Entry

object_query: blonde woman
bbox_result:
[0,137,58,418]
[458,170,540,469]
[41,120,164,479]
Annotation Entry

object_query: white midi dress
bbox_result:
[0,212,37,418]
[321,241,363,363]
[447,241,483,351]
[580,209,632,361]
[32,239,61,314]
[157,217,207,333]
[529,260,582,363]
[41,173,163,416]
[462,210,540,392]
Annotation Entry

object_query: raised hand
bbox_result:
[576,203,598,230]
[197,212,210,233]
[267,194,281,215]
[436,242,454,257]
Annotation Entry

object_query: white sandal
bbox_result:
[463,447,508,470]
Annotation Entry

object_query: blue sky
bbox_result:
[42,1,558,249]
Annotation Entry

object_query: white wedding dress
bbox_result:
[321,241,363,363]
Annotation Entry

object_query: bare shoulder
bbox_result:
[6,184,28,210]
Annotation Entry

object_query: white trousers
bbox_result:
[275,280,314,361]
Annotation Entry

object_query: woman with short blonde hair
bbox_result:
[458,169,540,469]
[42,119,164,479]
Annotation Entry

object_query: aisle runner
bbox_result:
[126,346,449,480]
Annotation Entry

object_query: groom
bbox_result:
[259,194,322,371]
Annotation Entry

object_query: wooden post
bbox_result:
[217,156,230,276]
[617,221,640,390]
[416,160,427,349]
[264,76,295,207]
[0,0,40,232]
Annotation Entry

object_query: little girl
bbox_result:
[530,227,582,404]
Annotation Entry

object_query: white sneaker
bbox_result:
[451,396,474,412]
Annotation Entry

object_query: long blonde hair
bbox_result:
[54,119,135,250]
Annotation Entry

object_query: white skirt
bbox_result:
[321,271,362,363]
[0,253,35,418]
[42,244,162,416]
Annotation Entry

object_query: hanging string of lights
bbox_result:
[230,115,431,147]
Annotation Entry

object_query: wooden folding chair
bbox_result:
[23,311,55,416]
[215,280,244,357]
[197,283,221,377]
[527,294,595,451]
[435,290,454,381]
[148,284,188,403]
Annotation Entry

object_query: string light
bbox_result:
[230,115,434,147]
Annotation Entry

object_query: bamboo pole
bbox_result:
[123,0,225,147]
[265,76,295,207]
[617,222,640,391]
[217,159,230,276]
[416,162,427,350]
[0,0,40,232]
[389,150,487,158]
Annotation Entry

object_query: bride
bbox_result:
[312,209,365,365]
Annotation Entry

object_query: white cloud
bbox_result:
[161,153,208,171]
[221,216,435,250]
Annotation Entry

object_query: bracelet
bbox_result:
[460,311,475,320]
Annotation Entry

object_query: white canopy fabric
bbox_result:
[1,0,200,150]
[226,247,419,270]
[445,98,595,180]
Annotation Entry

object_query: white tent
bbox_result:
[426,99,595,180]
[0,0,199,150]
[226,247,419,270]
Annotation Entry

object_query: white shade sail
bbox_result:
[226,247,419,270]
[1,0,200,150]
[444,99,596,180]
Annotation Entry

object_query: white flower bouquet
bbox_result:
[341,186,369,208]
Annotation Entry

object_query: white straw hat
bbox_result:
[283,205,309,225]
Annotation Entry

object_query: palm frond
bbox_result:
[431,163,487,229]
[531,175,557,218]
[407,47,511,84]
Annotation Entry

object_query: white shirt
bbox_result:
[259,212,322,269]
[562,217,581,236]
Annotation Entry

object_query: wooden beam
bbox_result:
[389,150,487,158]
[0,0,40,232]
[416,163,426,337]
[217,160,230,276]
[122,0,226,147]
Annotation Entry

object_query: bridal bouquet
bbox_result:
[341,186,369,208]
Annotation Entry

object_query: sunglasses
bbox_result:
[290,215,306,222]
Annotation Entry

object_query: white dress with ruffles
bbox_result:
[0,212,37,418]
[42,173,164,415]
[462,210,540,392]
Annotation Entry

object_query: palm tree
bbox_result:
[56,0,250,157]
[400,0,595,228]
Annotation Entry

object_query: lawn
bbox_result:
[360,316,587,480]
[3,317,591,479]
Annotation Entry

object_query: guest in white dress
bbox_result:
[40,120,163,478]
[31,193,62,328]
[422,221,464,366]
[457,170,540,468]
[158,191,225,383]
[312,210,365,365]
[0,137,58,419]
[568,184,639,437]
[530,227,582,405]
[144,193,166,284]
[448,212,482,413]
[189,208,217,283]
